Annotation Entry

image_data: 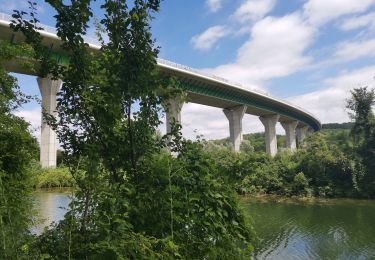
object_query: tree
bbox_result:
[347,87,375,144]
[346,87,375,197]
[0,40,39,259]
[12,0,254,258]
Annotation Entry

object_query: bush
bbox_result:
[297,133,359,197]
[131,142,256,259]
[292,172,310,196]
[0,115,39,259]
[33,166,75,188]
[31,142,255,259]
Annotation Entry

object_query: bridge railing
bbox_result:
[157,58,317,119]
[0,12,100,46]
[157,58,270,96]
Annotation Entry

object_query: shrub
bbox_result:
[34,166,75,188]
[131,142,256,259]
[292,172,310,196]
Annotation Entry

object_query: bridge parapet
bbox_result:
[157,58,270,97]
[0,12,100,46]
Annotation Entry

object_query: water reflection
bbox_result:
[32,189,72,234]
[243,197,375,260]
[32,191,375,259]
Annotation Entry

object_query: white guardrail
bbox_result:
[156,58,271,96]
[156,58,314,116]
[0,12,100,45]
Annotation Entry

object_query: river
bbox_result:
[33,190,375,259]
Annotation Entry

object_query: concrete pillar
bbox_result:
[259,114,280,157]
[296,125,309,145]
[307,127,314,135]
[165,97,183,134]
[223,105,247,152]
[281,121,298,152]
[37,75,62,168]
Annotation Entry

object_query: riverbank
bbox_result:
[34,187,74,194]
[241,193,375,205]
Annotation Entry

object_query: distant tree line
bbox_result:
[322,122,354,129]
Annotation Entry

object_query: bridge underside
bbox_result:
[0,16,320,167]
[187,92,297,123]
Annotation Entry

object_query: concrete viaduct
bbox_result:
[0,13,321,168]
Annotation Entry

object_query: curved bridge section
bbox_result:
[0,13,321,167]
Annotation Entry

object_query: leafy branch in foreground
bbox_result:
[11,0,255,258]
[0,40,39,259]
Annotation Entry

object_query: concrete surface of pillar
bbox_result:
[281,121,298,152]
[223,105,247,152]
[37,75,62,168]
[307,127,314,135]
[296,125,309,145]
[259,114,280,157]
[165,97,183,134]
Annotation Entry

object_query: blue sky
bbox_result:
[2,0,375,140]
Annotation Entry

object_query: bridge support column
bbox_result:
[281,121,298,152]
[165,97,183,135]
[297,125,309,146]
[223,105,247,152]
[260,115,279,157]
[37,75,61,168]
[307,127,314,135]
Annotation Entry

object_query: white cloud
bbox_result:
[178,103,270,140]
[191,25,230,51]
[205,13,315,87]
[303,0,375,26]
[288,66,375,124]
[206,0,223,13]
[334,39,375,62]
[182,103,228,139]
[233,0,276,23]
[339,11,375,31]
[194,0,375,90]
[14,107,41,141]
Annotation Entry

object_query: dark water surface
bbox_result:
[242,197,375,260]
[33,191,375,259]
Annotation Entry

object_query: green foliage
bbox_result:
[322,122,354,129]
[7,1,374,259]
[204,143,270,192]
[209,130,363,198]
[9,0,255,258]
[296,133,358,197]
[320,128,352,153]
[0,39,39,258]
[0,40,35,114]
[0,115,39,259]
[213,132,286,153]
[132,142,255,259]
[32,166,76,188]
[292,172,309,195]
[346,87,375,197]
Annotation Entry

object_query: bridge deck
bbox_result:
[0,13,321,131]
